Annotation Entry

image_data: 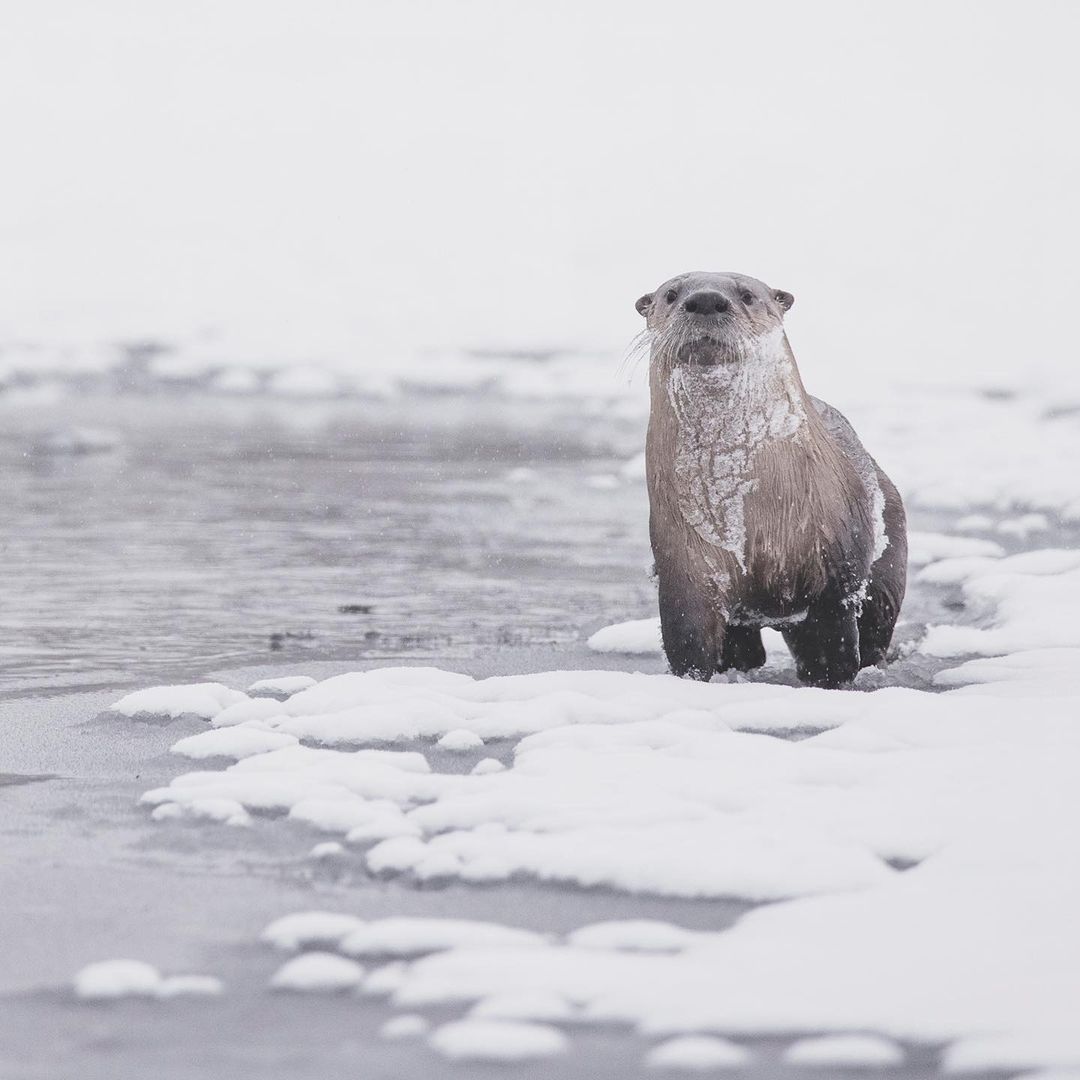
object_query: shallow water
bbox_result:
[0,395,651,693]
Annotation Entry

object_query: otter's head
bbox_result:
[635,271,794,368]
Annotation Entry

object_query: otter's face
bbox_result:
[635,271,794,367]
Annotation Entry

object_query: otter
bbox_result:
[636,271,907,688]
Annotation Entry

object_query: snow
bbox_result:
[209,698,288,729]
[428,1019,568,1062]
[74,960,162,1000]
[907,531,1004,567]
[783,1034,904,1067]
[110,682,248,720]
[920,550,1080,657]
[436,728,484,751]
[587,617,662,655]
[998,513,1050,539]
[379,1014,430,1040]
[261,911,365,951]
[337,918,547,959]
[470,991,575,1021]
[73,960,221,1001]
[170,727,298,760]
[269,952,365,992]
[155,975,224,999]
[309,841,345,859]
[645,1035,750,1070]
[247,675,317,697]
[471,757,505,775]
[568,921,703,953]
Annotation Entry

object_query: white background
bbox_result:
[3,0,1077,387]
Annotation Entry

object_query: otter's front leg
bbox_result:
[718,626,766,673]
[782,599,861,689]
[656,571,723,681]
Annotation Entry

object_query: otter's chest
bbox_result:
[667,366,809,571]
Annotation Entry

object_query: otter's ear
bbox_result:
[774,289,794,312]
[635,293,654,318]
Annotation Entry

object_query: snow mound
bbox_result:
[428,1019,568,1062]
[269,952,365,992]
[646,1035,750,1070]
[380,1014,430,1040]
[247,675,318,697]
[74,959,161,1000]
[568,920,703,953]
[74,960,222,1001]
[171,727,298,760]
[338,917,546,959]
[783,1034,904,1067]
[587,618,662,655]
[261,911,365,951]
[437,728,484,751]
[110,682,248,720]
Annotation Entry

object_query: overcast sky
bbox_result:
[2,0,1077,389]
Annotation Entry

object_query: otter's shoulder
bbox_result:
[809,396,864,450]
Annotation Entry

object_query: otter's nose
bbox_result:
[683,291,731,316]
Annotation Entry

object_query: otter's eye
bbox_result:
[740,289,754,304]
[664,288,678,304]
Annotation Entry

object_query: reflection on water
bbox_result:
[0,395,652,692]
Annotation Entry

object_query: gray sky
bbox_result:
[2,0,1077,388]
